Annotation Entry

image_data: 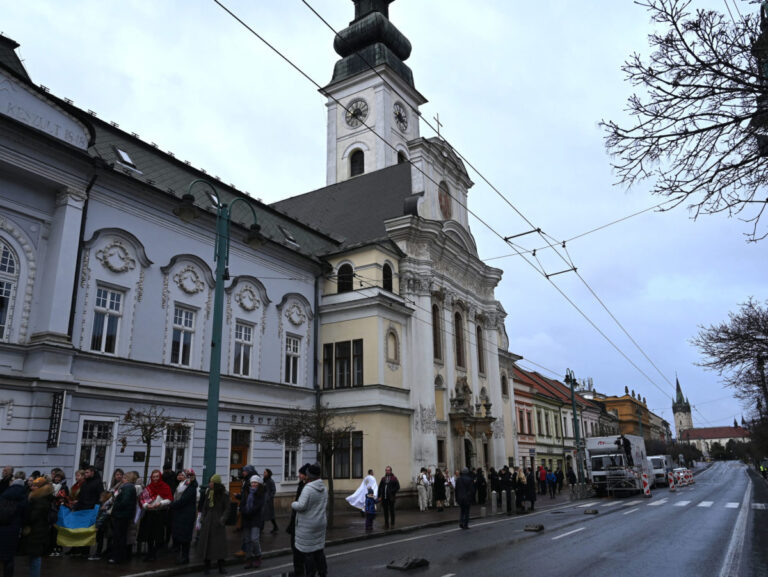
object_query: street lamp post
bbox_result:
[565,368,584,484]
[174,179,264,483]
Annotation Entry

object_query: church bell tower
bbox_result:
[672,377,693,440]
[322,0,427,185]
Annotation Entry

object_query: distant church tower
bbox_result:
[672,377,693,440]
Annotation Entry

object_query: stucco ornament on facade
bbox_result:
[173,265,205,295]
[235,285,260,312]
[95,239,136,273]
[284,302,306,327]
[415,404,437,434]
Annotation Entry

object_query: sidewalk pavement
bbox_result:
[21,489,576,577]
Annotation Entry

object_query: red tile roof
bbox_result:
[681,426,750,440]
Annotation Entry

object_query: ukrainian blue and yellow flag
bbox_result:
[56,506,99,547]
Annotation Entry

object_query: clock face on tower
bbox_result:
[438,181,452,219]
[393,102,408,132]
[345,98,369,128]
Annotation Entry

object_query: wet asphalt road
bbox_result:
[180,461,766,577]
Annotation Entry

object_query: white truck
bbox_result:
[647,454,674,487]
[585,435,650,496]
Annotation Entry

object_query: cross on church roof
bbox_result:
[433,113,443,137]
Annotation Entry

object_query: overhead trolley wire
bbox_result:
[212,0,684,404]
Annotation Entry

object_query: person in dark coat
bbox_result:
[454,468,474,529]
[555,467,564,494]
[499,466,514,514]
[475,468,488,506]
[22,477,54,577]
[377,466,400,529]
[241,475,265,569]
[74,467,102,511]
[109,472,137,565]
[433,469,446,511]
[0,475,28,577]
[235,464,257,557]
[525,467,537,512]
[72,467,102,558]
[0,466,13,497]
[262,469,278,534]
[286,464,309,577]
[489,467,501,508]
[169,469,198,564]
[198,474,228,575]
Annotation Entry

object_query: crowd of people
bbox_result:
[0,462,326,577]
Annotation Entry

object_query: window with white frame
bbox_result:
[323,339,363,389]
[0,241,18,341]
[163,424,192,471]
[284,335,301,384]
[171,306,195,366]
[233,322,253,376]
[78,420,114,478]
[90,286,123,354]
[284,441,299,481]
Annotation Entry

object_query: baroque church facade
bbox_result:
[274,0,514,493]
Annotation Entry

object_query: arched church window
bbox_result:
[476,324,485,374]
[397,151,408,164]
[350,149,364,177]
[337,264,354,293]
[454,311,465,368]
[501,374,509,396]
[382,264,393,292]
[432,304,442,361]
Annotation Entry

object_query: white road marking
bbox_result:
[601,501,622,508]
[718,469,752,577]
[725,502,739,509]
[622,507,639,515]
[647,498,668,506]
[441,574,457,577]
[552,527,586,540]
[577,501,599,508]
[621,500,642,507]
[753,503,767,510]
[674,500,690,507]
[697,501,713,508]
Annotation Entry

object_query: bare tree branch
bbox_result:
[601,0,768,241]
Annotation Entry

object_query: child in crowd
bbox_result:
[364,487,378,532]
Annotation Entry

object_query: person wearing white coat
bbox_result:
[291,464,328,577]
[345,469,378,512]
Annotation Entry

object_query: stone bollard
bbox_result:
[500,489,507,514]
[490,491,498,515]
[510,490,516,513]
[480,505,487,518]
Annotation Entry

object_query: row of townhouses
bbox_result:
[0,1,671,506]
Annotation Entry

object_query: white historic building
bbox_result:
[0,33,338,498]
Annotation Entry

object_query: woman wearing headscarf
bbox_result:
[198,474,229,575]
[169,469,198,564]
[22,476,54,577]
[137,469,172,561]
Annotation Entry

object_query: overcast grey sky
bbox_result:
[4,0,765,432]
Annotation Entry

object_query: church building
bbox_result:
[274,0,514,493]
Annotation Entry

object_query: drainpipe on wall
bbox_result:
[67,173,98,339]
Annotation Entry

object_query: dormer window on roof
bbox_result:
[114,146,136,168]
[278,225,298,246]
